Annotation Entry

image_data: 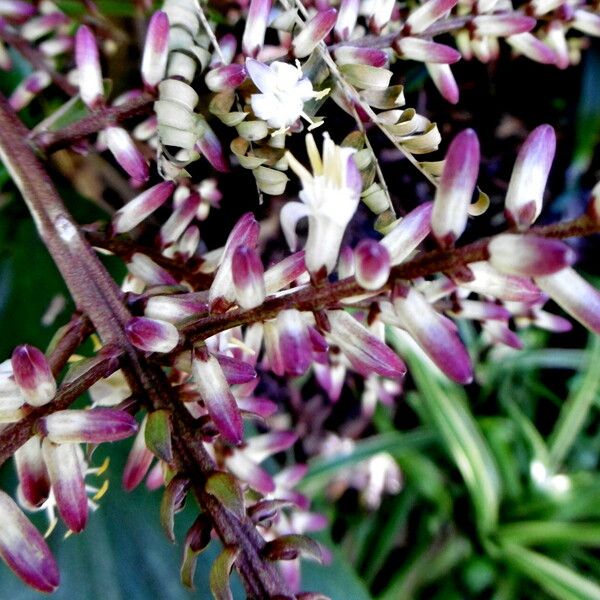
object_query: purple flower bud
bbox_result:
[123,416,154,491]
[0,490,59,592]
[142,11,170,89]
[127,253,178,286]
[462,262,542,302]
[473,14,536,37]
[354,239,390,290]
[38,409,138,444]
[572,9,600,36]
[112,181,175,234]
[8,71,51,111]
[536,267,600,335]
[145,293,208,323]
[21,12,70,41]
[205,64,247,92]
[327,310,406,378]
[75,25,104,109]
[42,440,88,533]
[277,309,313,376]
[369,0,395,33]
[381,202,433,265]
[216,33,238,65]
[396,37,461,64]
[337,245,355,279]
[431,129,480,247]
[11,345,56,406]
[125,317,179,353]
[105,127,149,183]
[242,0,272,57]
[504,125,556,229]
[426,63,459,104]
[232,245,266,309]
[264,251,307,294]
[483,320,523,349]
[192,351,243,445]
[507,33,557,65]
[452,300,511,322]
[546,21,569,70]
[293,9,337,58]
[334,0,359,41]
[178,225,200,260]
[225,450,275,493]
[216,353,257,385]
[406,0,458,33]
[39,34,73,58]
[0,0,36,22]
[14,436,50,509]
[237,395,278,418]
[334,46,388,67]
[196,125,230,173]
[246,431,298,462]
[393,283,473,383]
[158,191,200,248]
[488,234,576,277]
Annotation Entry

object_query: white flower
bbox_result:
[281,134,362,275]
[245,59,316,130]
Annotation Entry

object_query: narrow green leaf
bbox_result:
[499,522,600,547]
[145,409,173,462]
[205,472,245,520]
[209,546,240,600]
[502,543,600,600]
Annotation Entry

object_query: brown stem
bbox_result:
[47,313,94,376]
[0,26,77,96]
[31,94,154,153]
[180,216,600,343]
[0,93,290,600]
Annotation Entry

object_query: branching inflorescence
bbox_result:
[0,0,599,598]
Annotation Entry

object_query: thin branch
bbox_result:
[47,313,94,376]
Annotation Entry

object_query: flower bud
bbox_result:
[506,33,557,65]
[232,245,266,309]
[406,0,458,34]
[216,353,257,385]
[381,202,433,265]
[276,309,312,376]
[8,71,51,111]
[334,0,359,41]
[197,125,230,173]
[192,351,243,445]
[461,262,542,302]
[473,14,536,37]
[426,63,459,104]
[75,25,104,109]
[123,415,154,491]
[127,253,178,286]
[159,191,200,248]
[145,293,208,323]
[112,181,175,234]
[369,0,394,33]
[14,436,50,509]
[264,251,307,294]
[125,317,179,353]
[141,11,170,89]
[396,38,461,64]
[205,64,247,92]
[572,9,600,36]
[431,129,480,247]
[334,47,388,67]
[393,283,473,383]
[104,127,149,183]
[0,490,59,592]
[0,0,36,22]
[536,267,600,335]
[242,0,272,57]
[293,9,337,58]
[11,345,56,406]
[488,234,576,277]
[354,239,390,290]
[38,409,138,444]
[504,125,556,229]
[42,440,88,533]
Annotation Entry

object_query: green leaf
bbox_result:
[389,329,501,536]
[209,546,240,600]
[501,543,600,600]
[205,472,245,520]
[145,410,173,463]
[499,522,600,547]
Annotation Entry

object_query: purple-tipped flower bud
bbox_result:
[277,309,313,376]
[105,127,149,183]
[381,202,433,265]
[334,46,388,67]
[426,63,459,104]
[369,0,394,33]
[145,293,208,323]
[38,409,138,444]
[178,225,201,260]
[536,268,600,335]
[11,345,56,407]
[123,416,154,491]
[159,191,200,248]
[488,234,576,277]
[406,0,458,33]
[326,310,406,379]
[196,125,230,173]
[192,351,243,445]
[112,181,175,234]
[393,283,473,383]
[205,64,247,92]
[431,129,480,247]
[572,9,600,36]
[264,251,307,294]
[0,0,36,22]
[216,354,257,385]
[14,436,50,509]
[473,14,536,37]
[334,0,359,41]
[0,490,59,592]
[293,9,337,58]
[507,33,557,65]
[232,245,266,309]
[396,38,461,64]
[462,262,542,302]
[125,317,179,353]
[242,0,272,57]
[8,71,51,111]
[354,239,390,290]
[142,11,170,89]
[504,125,556,229]
[41,440,88,533]
[75,25,104,109]
[128,253,178,286]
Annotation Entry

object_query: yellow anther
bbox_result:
[44,517,58,539]
[93,456,111,476]
[93,479,110,501]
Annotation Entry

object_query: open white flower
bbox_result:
[245,59,316,130]
[281,134,361,275]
